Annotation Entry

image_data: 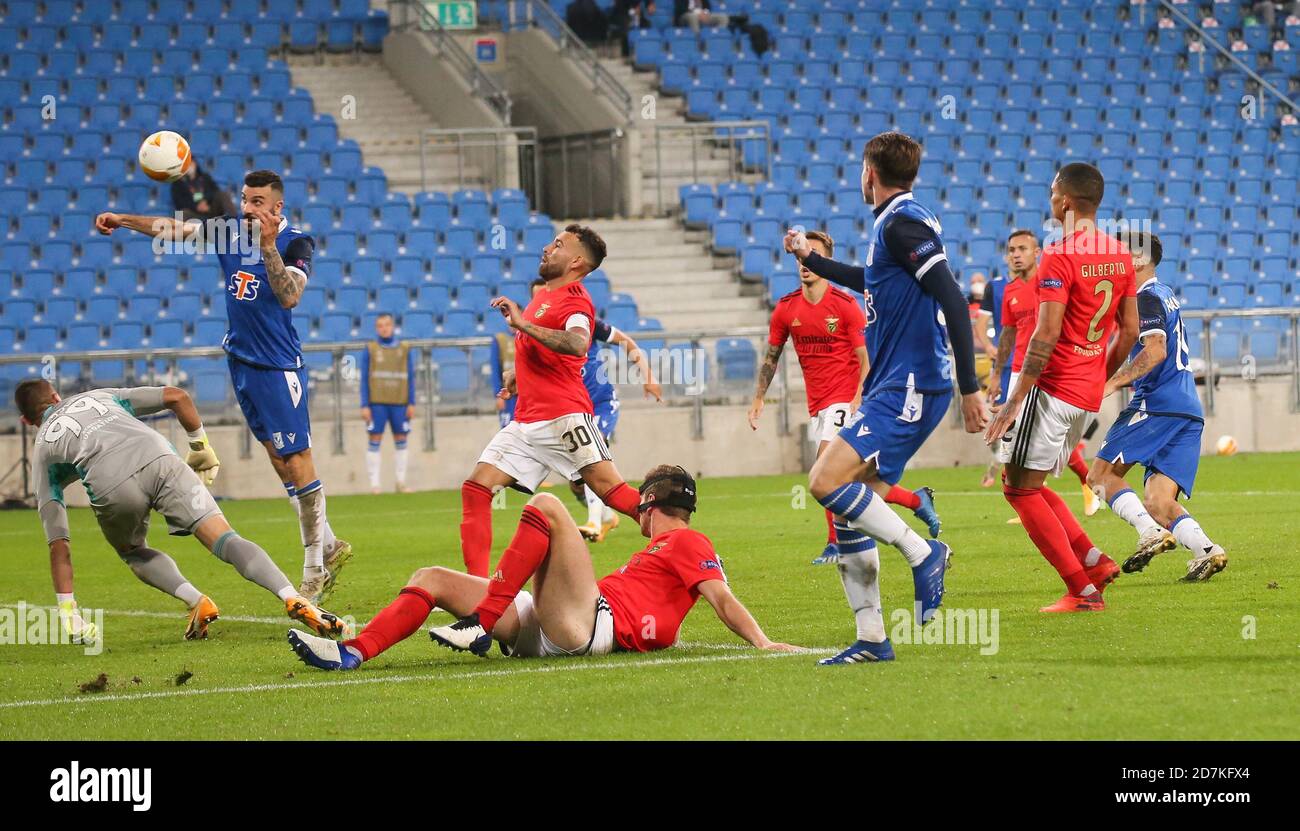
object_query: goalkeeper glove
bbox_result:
[57,598,99,645]
[186,428,221,486]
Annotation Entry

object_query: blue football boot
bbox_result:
[811,541,840,565]
[288,629,362,671]
[818,638,896,664]
[912,540,951,625]
[913,486,941,538]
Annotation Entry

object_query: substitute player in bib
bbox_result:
[360,312,417,494]
[15,380,348,643]
[985,163,1139,612]
[459,225,645,577]
[1086,231,1227,582]
[784,132,987,664]
[94,171,352,603]
[287,465,799,668]
[749,229,940,568]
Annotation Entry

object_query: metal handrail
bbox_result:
[389,0,513,124]
[501,0,634,123]
[418,126,540,196]
[652,120,773,215]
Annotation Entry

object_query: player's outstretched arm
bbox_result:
[94,211,198,242]
[784,229,866,292]
[157,386,222,486]
[49,537,75,596]
[987,323,1017,404]
[698,581,802,651]
[1104,332,1166,397]
[748,342,784,429]
[610,328,663,401]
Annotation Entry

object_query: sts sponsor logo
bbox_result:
[230,270,260,301]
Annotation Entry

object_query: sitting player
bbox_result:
[15,379,349,642]
[287,465,799,669]
[1086,231,1228,582]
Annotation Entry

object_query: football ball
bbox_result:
[1215,435,1238,456]
[138,130,193,183]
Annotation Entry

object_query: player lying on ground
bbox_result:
[985,228,1100,518]
[1085,231,1228,583]
[288,465,798,669]
[784,132,987,664]
[15,380,349,642]
[459,225,646,577]
[984,163,1138,612]
[95,170,352,604]
[750,228,940,567]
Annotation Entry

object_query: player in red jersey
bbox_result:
[286,465,800,669]
[459,225,644,577]
[985,229,1099,518]
[985,164,1139,612]
[748,230,940,565]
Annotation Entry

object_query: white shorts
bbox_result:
[477,413,612,493]
[996,384,1090,474]
[808,402,857,444]
[1007,371,1021,399]
[509,590,616,658]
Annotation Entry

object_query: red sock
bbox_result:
[1068,443,1089,484]
[885,485,921,510]
[344,585,435,661]
[473,505,551,632]
[460,480,494,577]
[824,508,836,544]
[1040,485,1096,565]
[1004,485,1093,595]
[601,482,642,521]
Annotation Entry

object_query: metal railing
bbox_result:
[1181,307,1300,415]
[652,120,773,215]
[419,126,540,199]
[538,127,628,218]
[500,0,634,123]
[389,0,514,124]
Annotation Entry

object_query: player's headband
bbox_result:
[637,467,698,514]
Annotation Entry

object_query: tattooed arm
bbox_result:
[1106,295,1140,380]
[517,320,590,356]
[1104,333,1166,397]
[248,208,306,309]
[985,301,1064,445]
[748,342,784,430]
[987,323,1016,402]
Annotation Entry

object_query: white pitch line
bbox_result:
[0,648,830,711]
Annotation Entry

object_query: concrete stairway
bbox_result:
[285,53,484,195]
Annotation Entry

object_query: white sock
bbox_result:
[584,484,604,527]
[276,585,296,602]
[394,446,409,487]
[1170,513,1218,558]
[176,582,203,608]
[603,504,616,524]
[287,492,307,547]
[1109,489,1161,536]
[1084,546,1103,568]
[366,447,381,490]
[847,490,931,566]
[323,520,337,553]
[837,547,885,642]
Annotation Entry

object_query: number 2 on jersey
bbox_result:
[1086,279,1114,343]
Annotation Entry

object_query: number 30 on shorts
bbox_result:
[561,425,594,453]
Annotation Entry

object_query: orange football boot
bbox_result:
[184,595,221,640]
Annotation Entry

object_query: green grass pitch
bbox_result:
[1,453,1296,740]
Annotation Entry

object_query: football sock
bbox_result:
[1039,486,1098,565]
[366,439,382,490]
[284,482,306,548]
[584,484,604,528]
[1108,487,1162,537]
[1169,512,1219,557]
[120,546,203,606]
[1068,443,1089,484]
[296,480,326,571]
[603,504,616,524]
[832,522,885,642]
[1004,485,1096,596]
[884,485,921,510]
[211,531,295,601]
[818,482,930,566]
[345,585,435,661]
[824,508,837,545]
[474,505,551,633]
[601,482,642,521]
[394,439,409,487]
[460,480,494,577]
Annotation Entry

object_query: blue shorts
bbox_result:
[994,362,1012,406]
[367,403,411,436]
[837,386,952,485]
[228,356,311,455]
[592,398,619,440]
[1097,411,1203,498]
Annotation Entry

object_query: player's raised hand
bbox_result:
[960,390,989,434]
[783,228,812,260]
[94,212,122,235]
[490,296,525,330]
[747,397,764,430]
[245,207,278,249]
[643,380,663,402]
[498,368,517,399]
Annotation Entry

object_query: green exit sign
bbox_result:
[424,0,477,29]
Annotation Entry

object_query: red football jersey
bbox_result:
[1000,275,1038,372]
[512,281,595,422]
[598,527,726,652]
[1035,228,1136,412]
[768,286,867,416]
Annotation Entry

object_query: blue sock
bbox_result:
[817,482,874,522]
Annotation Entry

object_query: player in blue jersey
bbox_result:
[1086,231,1227,582]
[94,170,352,603]
[784,132,987,664]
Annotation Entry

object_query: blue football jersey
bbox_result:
[1127,278,1202,420]
[582,319,617,408]
[214,216,313,370]
[863,194,953,394]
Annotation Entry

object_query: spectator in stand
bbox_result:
[566,0,609,46]
[674,0,729,33]
[1253,1,1300,28]
[614,0,655,56]
[170,161,234,222]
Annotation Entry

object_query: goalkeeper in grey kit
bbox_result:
[14,379,350,643]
